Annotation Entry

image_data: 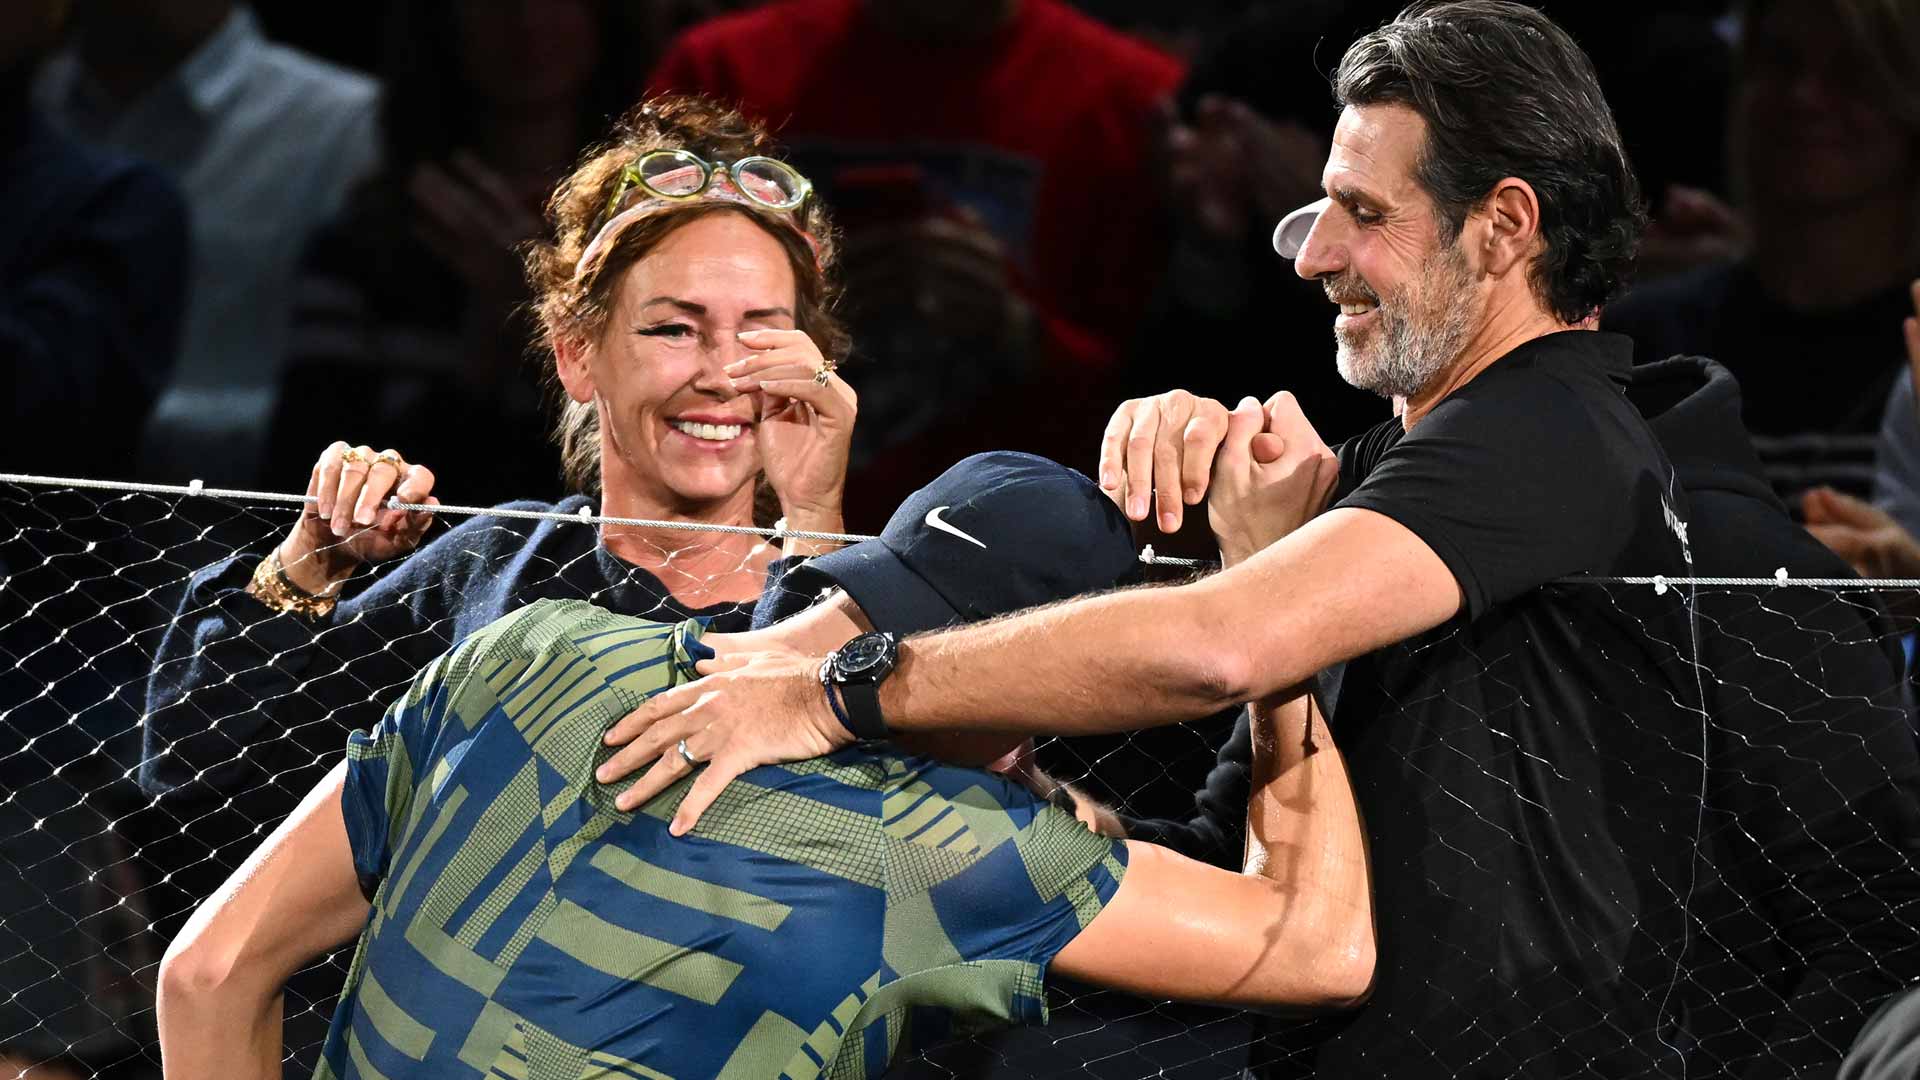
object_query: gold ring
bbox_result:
[374,449,405,472]
[340,446,369,466]
[813,358,837,386]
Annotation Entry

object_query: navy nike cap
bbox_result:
[787,452,1142,636]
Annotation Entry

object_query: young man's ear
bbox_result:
[1475,176,1543,278]
[554,334,595,404]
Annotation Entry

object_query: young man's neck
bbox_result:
[1749,188,1917,311]
[1401,292,1577,430]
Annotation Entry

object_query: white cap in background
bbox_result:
[1271,196,1328,259]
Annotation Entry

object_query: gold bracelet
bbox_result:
[248,549,339,620]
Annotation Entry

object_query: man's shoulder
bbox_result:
[1421,336,1641,448]
[221,39,378,183]
[245,39,380,113]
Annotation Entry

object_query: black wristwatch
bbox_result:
[819,631,899,742]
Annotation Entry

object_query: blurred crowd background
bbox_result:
[12,0,1823,531]
[7,0,1920,1076]
[16,0,1912,531]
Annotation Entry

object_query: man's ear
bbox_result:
[1477,176,1543,278]
[553,333,595,404]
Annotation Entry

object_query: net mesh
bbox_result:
[2,476,1918,1079]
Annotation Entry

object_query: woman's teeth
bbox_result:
[671,420,744,442]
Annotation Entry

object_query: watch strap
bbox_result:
[839,678,889,742]
[818,657,859,740]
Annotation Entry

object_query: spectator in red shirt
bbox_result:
[649,0,1184,520]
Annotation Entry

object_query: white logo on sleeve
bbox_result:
[924,506,987,550]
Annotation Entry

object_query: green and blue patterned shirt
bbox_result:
[317,599,1126,1079]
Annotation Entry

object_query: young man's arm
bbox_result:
[156,763,369,1079]
[1052,685,1372,1009]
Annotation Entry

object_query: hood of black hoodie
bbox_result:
[1626,355,1784,512]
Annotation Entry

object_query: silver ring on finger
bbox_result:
[677,738,699,768]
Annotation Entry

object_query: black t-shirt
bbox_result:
[1256,331,1710,1078]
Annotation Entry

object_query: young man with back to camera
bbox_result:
[155,452,1376,1079]
[601,3,1724,1076]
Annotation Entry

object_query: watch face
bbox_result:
[836,633,894,678]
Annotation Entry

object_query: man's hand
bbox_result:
[598,645,850,834]
[1208,393,1338,567]
[1098,391,1232,532]
[1802,487,1920,579]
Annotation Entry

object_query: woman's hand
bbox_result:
[728,329,857,551]
[1207,393,1338,568]
[276,442,440,594]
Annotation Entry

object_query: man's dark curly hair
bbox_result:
[1334,0,1646,322]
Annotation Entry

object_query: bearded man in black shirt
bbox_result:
[596,3,1720,1077]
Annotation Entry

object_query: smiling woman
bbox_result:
[525,99,855,593]
[142,96,855,840]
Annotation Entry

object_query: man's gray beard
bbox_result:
[1334,244,1478,399]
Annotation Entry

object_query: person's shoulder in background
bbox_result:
[1020,0,1183,89]
[1874,368,1920,537]
[648,0,860,98]
[242,14,379,119]
[216,10,382,214]
[0,113,188,474]
[1602,259,1745,366]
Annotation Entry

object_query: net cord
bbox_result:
[8,472,1920,583]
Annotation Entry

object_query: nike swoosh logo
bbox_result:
[924,506,987,549]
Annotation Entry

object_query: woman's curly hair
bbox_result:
[523,94,848,496]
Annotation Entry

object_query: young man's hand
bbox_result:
[1208,392,1338,567]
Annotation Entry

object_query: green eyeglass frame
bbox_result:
[597,149,813,231]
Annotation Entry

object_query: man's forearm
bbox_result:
[883,577,1257,739]
[874,507,1459,742]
